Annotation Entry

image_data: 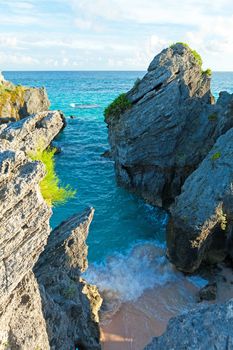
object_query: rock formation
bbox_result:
[0,110,65,153]
[145,299,233,350]
[35,208,102,350]
[167,126,233,272]
[105,43,233,272]
[0,110,101,348]
[0,72,50,122]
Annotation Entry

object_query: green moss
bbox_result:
[202,68,212,77]
[104,93,132,119]
[208,113,218,121]
[170,42,203,67]
[29,147,76,207]
[211,152,221,161]
[170,42,189,49]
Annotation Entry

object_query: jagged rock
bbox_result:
[144,299,233,350]
[0,110,65,153]
[0,74,50,120]
[35,208,102,350]
[0,272,50,350]
[167,127,233,272]
[0,149,52,349]
[105,43,233,208]
[0,114,101,349]
[0,150,51,302]
[198,283,217,301]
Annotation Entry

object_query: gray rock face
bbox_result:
[35,208,102,350]
[167,126,233,272]
[0,149,52,349]
[0,75,50,121]
[106,44,212,207]
[0,110,65,153]
[0,115,101,349]
[145,299,233,350]
[105,44,233,208]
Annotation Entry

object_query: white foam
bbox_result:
[83,241,183,302]
[69,103,99,109]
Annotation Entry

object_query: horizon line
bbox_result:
[3,70,233,73]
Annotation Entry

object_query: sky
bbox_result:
[0,0,233,71]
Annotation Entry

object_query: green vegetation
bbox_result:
[0,84,26,118]
[208,113,218,121]
[202,68,212,77]
[104,93,132,119]
[170,42,203,67]
[211,151,221,161]
[29,147,76,207]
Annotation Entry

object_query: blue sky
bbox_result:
[0,0,233,70]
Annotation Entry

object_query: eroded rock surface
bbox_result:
[0,72,50,121]
[145,299,233,350]
[167,126,233,272]
[35,208,102,350]
[0,110,65,153]
[0,113,101,349]
[105,44,233,209]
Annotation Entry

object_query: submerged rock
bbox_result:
[0,72,50,120]
[198,283,217,302]
[145,299,233,350]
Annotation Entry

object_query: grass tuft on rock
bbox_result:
[170,42,203,67]
[202,68,212,77]
[104,93,132,119]
[29,147,76,207]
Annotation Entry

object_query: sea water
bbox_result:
[4,71,233,345]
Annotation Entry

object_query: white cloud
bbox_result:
[0,0,233,70]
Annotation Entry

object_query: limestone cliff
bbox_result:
[145,298,233,350]
[105,43,233,273]
[0,111,101,348]
[0,72,50,122]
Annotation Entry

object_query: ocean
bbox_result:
[4,71,233,348]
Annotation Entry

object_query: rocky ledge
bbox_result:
[0,71,50,122]
[145,299,233,350]
[105,43,233,273]
[0,89,101,348]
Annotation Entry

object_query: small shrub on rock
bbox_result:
[104,93,132,119]
[29,147,76,206]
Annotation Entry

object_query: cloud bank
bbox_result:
[0,0,232,70]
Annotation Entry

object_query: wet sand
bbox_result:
[101,280,198,350]
[101,263,233,350]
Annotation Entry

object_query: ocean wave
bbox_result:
[70,103,100,109]
[83,241,180,303]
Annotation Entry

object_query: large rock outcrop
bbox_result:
[0,72,50,122]
[167,126,233,272]
[35,208,102,350]
[145,299,233,350]
[105,43,233,273]
[105,43,233,208]
[0,110,65,153]
[0,113,101,349]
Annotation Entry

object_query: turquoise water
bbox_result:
[4,71,233,268]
